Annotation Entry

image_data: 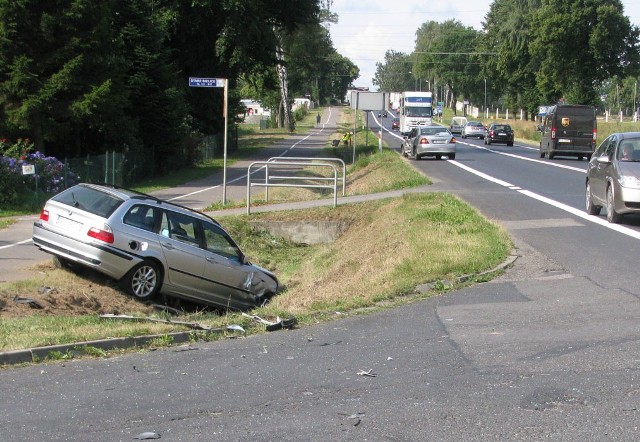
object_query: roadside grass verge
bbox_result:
[0,193,511,354]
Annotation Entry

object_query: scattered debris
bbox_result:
[226,324,245,333]
[100,314,217,331]
[241,313,297,331]
[173,345,199,352]
[356,369,377,377]
[133,431,161,440]
[320,340,342,347]
[38,286,58,295]
[344,412,365,427]
[151,303,182,316]
[13,296,44,309]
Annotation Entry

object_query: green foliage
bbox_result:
[373,50,414,92]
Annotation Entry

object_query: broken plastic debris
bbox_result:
[133,431,160,440]
[13,296,44,309]
[226,324,245,333]
[356,369,377,377]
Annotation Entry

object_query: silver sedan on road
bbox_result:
[400,126,457,160]
[586,132,640,223]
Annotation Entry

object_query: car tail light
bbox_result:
[489,130,494,137]
[419,137,429,144]
[551,127,556,140]
[88,224,114,244]
[39,209,49,222]
[592,128,597,142]
[450,137,457,144]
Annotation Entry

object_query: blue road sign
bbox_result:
[189,77,225,88]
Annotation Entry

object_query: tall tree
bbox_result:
[373,50,413,92]
[480,0,542,118]
[414,20,482,113]
[529,0,640,104]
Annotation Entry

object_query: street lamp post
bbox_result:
[484,78,487,116]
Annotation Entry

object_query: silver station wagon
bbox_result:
[32,184,279,310]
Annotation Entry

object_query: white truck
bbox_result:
[399,91,433,135]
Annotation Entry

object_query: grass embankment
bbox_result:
[0,107,511,359]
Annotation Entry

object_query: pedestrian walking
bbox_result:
[316,112,321,126]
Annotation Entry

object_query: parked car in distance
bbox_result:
[391,117,400,130]
[485,123,514,146]
[32,183,279,310]
[400,125,457,160]
[461,121,486,139]
[586,132,640,223]
[449,116,468,134]
[538,104,597,160]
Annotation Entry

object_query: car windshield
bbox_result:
[468,122,483,127]
[406,107,433,117]
[493,125,511,131]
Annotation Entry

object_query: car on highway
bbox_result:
[585,132,640,223]
[485,123,514,146]
[392,117,400,130]
[461,121,486,139]
[449,116,468,134]
[32,183,279,310]
[400,125,457,160]
[539,104,596,160]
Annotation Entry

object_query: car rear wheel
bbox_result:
[507,141,513,146]
[585,182,601,215]
[548,151,555,160]
[122,260,162,300]
[448,153,456,160]
[606,186,622,223]
[486,138,491,145]
[435,154,442,160]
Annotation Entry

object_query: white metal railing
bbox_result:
[246,160,339,214]
[265,157,346,198]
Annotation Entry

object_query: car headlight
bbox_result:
[618,175,640,188]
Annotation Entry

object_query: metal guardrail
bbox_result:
[265,157,346,198]
[246,160,339,215]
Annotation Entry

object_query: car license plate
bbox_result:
[56,215,82,231]
[432,140,445,144]
[498,132,506,136]
[558,138,571,143]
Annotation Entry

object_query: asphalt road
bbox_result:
[2,108,640,440]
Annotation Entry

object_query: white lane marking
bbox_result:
[447,159,640,240]
[0,239,32,250]
[460,141,585,173]
[167,108,335,202]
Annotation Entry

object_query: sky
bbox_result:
[327,0,640,91]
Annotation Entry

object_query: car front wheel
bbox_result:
[122,260,162,300]
[606,186,622,223]
[585,182,601,215]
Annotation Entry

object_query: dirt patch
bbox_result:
[0,260,155,319]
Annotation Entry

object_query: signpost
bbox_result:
[188,77,229,204]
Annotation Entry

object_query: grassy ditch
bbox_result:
[0,193,511,355]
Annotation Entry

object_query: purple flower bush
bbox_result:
[0,138,78,209]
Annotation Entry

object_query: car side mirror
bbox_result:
[596,156,611,164]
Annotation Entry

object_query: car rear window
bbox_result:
[52,185,124,218]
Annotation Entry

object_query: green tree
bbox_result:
[480,0,542,118]
[529,0,640,105]
[413,20,482,114]
[373,50,413,92]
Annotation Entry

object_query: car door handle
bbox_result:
[206,256,217,263]
[162,242,174,250]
